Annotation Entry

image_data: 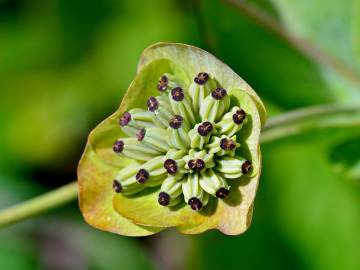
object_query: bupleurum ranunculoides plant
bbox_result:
[78,43,266,236]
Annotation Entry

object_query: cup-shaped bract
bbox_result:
[78,43,266,236]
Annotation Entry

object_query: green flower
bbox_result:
[78,43,266,236]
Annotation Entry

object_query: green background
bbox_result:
[0,0,359,269]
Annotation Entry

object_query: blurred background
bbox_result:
[0,0,360,269]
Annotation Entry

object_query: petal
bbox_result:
[78,145,163,236]
[112,190,213,228]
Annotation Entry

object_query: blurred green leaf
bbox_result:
[270,0,360,103]
[0,0,198,170]
[329,137,360,184]
[199,0,334,109]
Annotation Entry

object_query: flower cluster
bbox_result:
[112,72,251,211]
[78,43,266,236]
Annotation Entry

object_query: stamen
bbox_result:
[157,75,169,92]
[216,187,229,198]
[171,87,185,101]
[136,129,146,141]
[188,159,205,172]
[169,115,183,129]
[164,159,178,175]
[194,72,209,85]
[233,109,246,124]
[147,97,159,112]
[197,121,213,136]
[112,180,123,193]
[220,138,236,150]
[119,112,131,126]
[136,169,149,183]
[158,192,170,206]
[188,197,203,211]
[241,160,252,174]
[211,87,227,100]
[113,140,124,153]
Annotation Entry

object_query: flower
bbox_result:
[78,43,266,236]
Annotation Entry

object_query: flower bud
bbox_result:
[183,149,215,172]
[121,109,156,128]
[199,88,230,122]
[199,169,229,198]
[141,156,168,187]
[146,95,174,128]
[188,121,216,149]
[164,149,187,177]
[169,87,196,126]
[188,72,217,113]
[141,128,170,152]
[158,176,183,206]
[207,135,240,157]
[167,115,190,150]
[114,164,146,195]
[215,157,252,179]
[216,106,247,137]
[157,74,182,92]
[113,138,161,161]
[182,173,209,211]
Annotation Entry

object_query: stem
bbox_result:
[0,182,78,228]
[261,104,360,144]
[0,104,359,227]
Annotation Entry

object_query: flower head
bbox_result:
[78,43,266,236]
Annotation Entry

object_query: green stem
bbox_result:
[0,182,78,228]
[0,104,359,228]
[261,104,360,143]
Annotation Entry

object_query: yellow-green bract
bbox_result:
[77,43,266,236]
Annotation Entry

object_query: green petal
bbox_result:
[78,145,163,236]
[113,190,212,228]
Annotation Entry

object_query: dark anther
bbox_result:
[220,138,236,151]
[136,169,149,183]
[188,197,203,211]
[211,87,227,100]
[113,140,124,153]
[197,121,213,136]
[112,180,123,193]
[164,159,178,175]
[241,160,252,174]
[232,109,246,124]
[188,159,205,172]
[194,72,209,85]
[136,129,146,141]
[147,97,159,112]
[158,192,171,206]
[171,87,185,101]
[216,187,229,199]
[169,115,183,129]
[157,75,169,92]
[119,112,131,126]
